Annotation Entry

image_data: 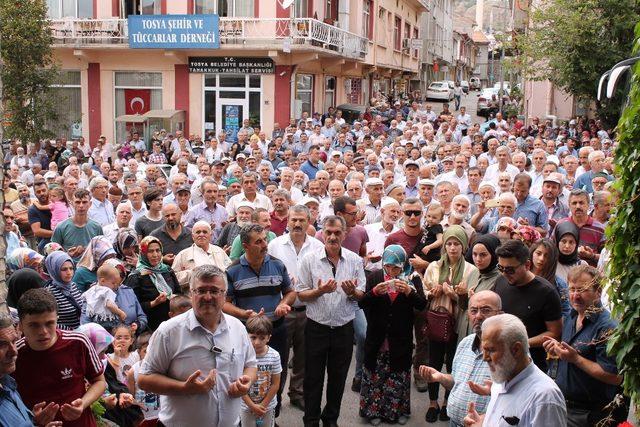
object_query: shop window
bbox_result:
[47,0,93,18]
[114,72,162,142]
[47,71,82,139]
[324,76,336,113]
[295,74,313,119]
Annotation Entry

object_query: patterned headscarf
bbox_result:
[7,248,44,271]
[43,242,64,256]
[77,323,114,356]
[77,236,116,272]
[382,244,407,268]
[511,225,542,247]
[113,228,138,260]
[137,236,173,297]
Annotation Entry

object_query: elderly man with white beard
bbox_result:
[443,194,475,242]
[463,314,566,427]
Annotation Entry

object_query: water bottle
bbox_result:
[255,417,264,427]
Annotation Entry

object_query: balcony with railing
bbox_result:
[49,18,368,59]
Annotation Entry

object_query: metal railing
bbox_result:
[49,17,368,58]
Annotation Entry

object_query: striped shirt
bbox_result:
[242,346,282,410]
[447,334,492,426]
[226,254,292,322]
[46,283,83,330]
[296,248,366,327]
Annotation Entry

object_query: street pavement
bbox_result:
[425,89,484,123]
[278,351,452,427]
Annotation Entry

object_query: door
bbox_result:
[216,98,248,143]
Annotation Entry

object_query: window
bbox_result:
[203,74,262,135]
[362,0,372,40]
[394,16,402,51]
[114,72,162,142]
[324,76,336,112]
[377,7,386,44]
[195,0,254,17]
[47,0,93,18]
[294,0,309,18]
[140,0,161,14]
[413,27,419,58]
[404,22,411,52]
[347,78,362,104]
[295,74,313,119]
[47,71,82,139]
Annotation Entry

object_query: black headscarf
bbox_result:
[466,234,501,274]
[6,269,45,308]
[554,221,581,265]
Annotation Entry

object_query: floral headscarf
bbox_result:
[7,248,44,271]
[77,323,114,357]
[43,242,64,256]
[511,225,542,247]
[113,228,138,260]
[138,236,173,297]
[77,236,116,272]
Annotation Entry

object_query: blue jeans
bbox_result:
[354,308,367,380]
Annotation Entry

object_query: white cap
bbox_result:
[478,181,498,192]
[418,178,435,186]
[301,196,320,206]
[364,177,384,187]
[403,159,420,168]
[380,197,400,209]
[236,153,246,159]
[331,150,342,157]
[236,201,255,210]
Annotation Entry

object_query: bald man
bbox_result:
[150,203,193,265]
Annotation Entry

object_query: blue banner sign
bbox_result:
[128,14,219,49]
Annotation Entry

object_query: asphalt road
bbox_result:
[424,89,484,123]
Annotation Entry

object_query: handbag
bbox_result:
[424,306,455,343]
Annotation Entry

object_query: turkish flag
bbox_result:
[125,89,151,115]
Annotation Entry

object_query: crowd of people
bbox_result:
[1,96,629,427]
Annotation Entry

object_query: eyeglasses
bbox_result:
[404,210,422,217]
[468,307,498,316]
[192,287,226,296]
[497,265,519,275]
[342,210,358,217]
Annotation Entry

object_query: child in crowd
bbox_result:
[241,316,282,427]
[127,332,160,426]
[49,186,70,230]
[416,204,445,263]
[108,324,140,385]
[168,294,192,317]
[82,264,127,331]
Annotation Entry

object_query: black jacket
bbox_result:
[124,269,181,331]
[359,270,427,372]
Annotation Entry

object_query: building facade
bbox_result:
[48,0,426,145]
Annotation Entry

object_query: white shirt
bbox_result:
[172,244,232,286]
[140,310,257,427]
[226,192,273,217]
[318,199,335,223]
[364,222,399,271]
[437,170,469,193]
[296,248,366,327]
[484,163,520,185]
[483,362,567,427]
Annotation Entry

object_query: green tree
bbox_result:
[518,0,640,124]
[606,22,640,410]
[0,0,59,144]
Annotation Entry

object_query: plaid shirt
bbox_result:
[447,334,492,426]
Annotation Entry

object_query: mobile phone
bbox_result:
[485,198,500,208]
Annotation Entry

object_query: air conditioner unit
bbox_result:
[402,39,411,50]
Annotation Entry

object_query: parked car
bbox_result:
[336,103,366,123]
[477,88,499,117]
[469,77,481,90]
[426,81,454,101]
[493,82,511,94]
[460,80,470,94]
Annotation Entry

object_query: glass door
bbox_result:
[216,98,248,143]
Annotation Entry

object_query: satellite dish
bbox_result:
[281,0,294,9]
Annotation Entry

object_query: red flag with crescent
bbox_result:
[125,89,151,115]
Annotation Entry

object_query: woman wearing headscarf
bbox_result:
[530,239,571,317]
[7,247,44,275]
[6,269,44,308]
[73,236,117,292]
[113,228,139,274]
[460,234,501,338]
[45,251,83,330]
[554,221,586,283]
[123,236,180,330]
[359,245,427,425]
[421,225,479,423]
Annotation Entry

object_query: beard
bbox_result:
[451,211,466,221]
[489,349,518,384]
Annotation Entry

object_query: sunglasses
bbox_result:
[497,265,519,275]
[404,210,422,217]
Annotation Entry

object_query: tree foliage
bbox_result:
[518,0,640,122]
[0,0,59,144]
[606,22,640,410]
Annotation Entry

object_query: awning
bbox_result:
[144,109,185,120]
[114,114,146,123]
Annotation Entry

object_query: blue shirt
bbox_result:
[88,197,115,227]
[573,171,613,194]
[0,375,33,427]
[226,254,292,322]
[555,306,620,407]
[300,160,323,180]
[515,195,549,231]
[80,285,149,331]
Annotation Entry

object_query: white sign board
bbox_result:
[410,39,423,50]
